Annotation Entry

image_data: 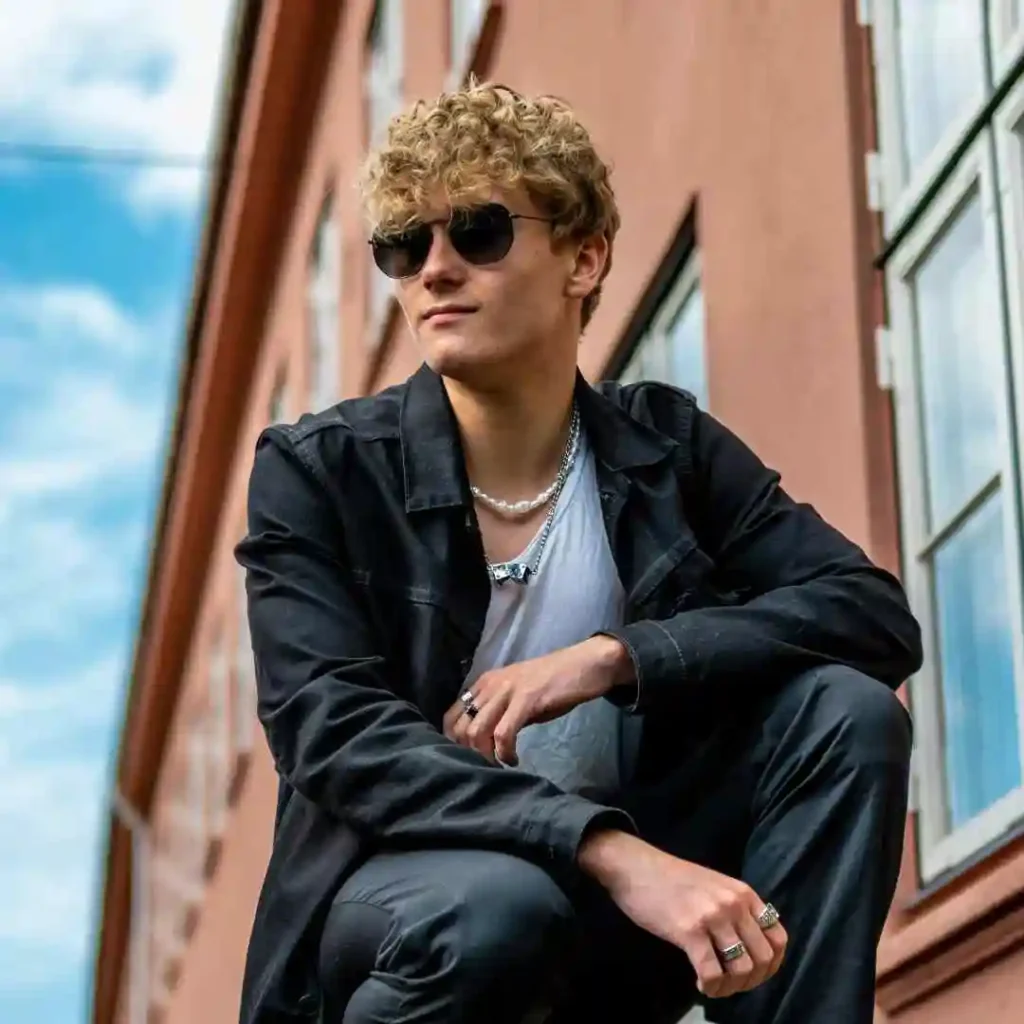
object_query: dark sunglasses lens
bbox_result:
[449,204,515,266]
[372,225,431,279]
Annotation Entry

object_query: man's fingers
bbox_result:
[463,690,510,761]
[759,908,788,976]
[733,913,776,992]
[706,925,753,999]
[682,933,724,998]
[492,701,526,765]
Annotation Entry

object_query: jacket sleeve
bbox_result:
[235,427,634,879]
[605,398,924,712]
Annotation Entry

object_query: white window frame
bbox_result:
[995,77,1024,411]
[886,134,1024,881]
[619,251,707,408]
[448,0,489,88]
[991,0,1024,79]
[365,1,403,341]
[207,629,231,842]
[368,246,394,345]
[366,0,404,146]
[184,723,209,883]
[871,0,989,232]
[307,200,341,410]
[268,372,288,424]
[234,563,256,768]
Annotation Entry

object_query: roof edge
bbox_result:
[87,2,264,1020]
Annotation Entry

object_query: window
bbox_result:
[366,0,403,147]
[869,3,1024,879]
[619,252,707,409]
[366,1,403,336]
[992,0,1024,73]
[873,1,987,227]
[233,563,257,773]
[183,716,208,885]
[206,629,231,844]
[268,372,288,424]
[308,198,341,410]
[449,0,488,82]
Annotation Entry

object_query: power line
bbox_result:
[0,140,209,169]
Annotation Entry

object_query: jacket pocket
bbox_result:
[629,530,718,620]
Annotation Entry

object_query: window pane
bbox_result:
[234,566,256,755]
[309,208,340,408]
[1003,0,1023,37]
[368,0,403,143]
[667,281,707,408]
[933,494,1021,829]
[912,193,1003,529]
[269,380,286,424]
[619,267,706,406]
[896,0,985,176]
[451,0,486,67]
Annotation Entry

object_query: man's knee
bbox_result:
[445,853,575,988]
[322,849,573,1018]
[782,664,913,769]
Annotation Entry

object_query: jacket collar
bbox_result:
[399,363,678,512]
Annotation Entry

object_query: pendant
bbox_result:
[488,561,532,585]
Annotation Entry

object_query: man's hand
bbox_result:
[579,830,787,1000]
[443,635,633,764]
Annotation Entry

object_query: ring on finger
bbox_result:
[459,690,480,720]
[717,941,747,963]
[756,903,781,930]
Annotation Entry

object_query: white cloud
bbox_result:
[0,281,176,504]
[0,513,143,652]
[0,280,171,977]
[0,0,235,215]
[0,653,124,753]
[0,652,124,977]
[0,282,144,352]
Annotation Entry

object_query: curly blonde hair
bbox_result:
[357,79,620,327]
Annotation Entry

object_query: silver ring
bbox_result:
[757,903,781,930]
[459,691,480,720]
[718,941,747,963]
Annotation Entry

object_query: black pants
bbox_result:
[317,665,912,1023]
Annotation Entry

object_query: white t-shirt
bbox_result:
[464,432,641,798]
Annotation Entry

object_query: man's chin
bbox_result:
[423,337,506,384]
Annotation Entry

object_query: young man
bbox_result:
[235,82,922,1024]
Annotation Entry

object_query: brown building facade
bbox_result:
[90,2,1024,1022]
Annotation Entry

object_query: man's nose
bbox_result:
[419,225,467,289]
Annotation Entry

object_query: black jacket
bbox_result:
[233,364,922,1022]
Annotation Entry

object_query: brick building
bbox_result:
[90,2,1024,1022]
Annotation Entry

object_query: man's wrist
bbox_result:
[577,827,640,886]
[584,634,635,696]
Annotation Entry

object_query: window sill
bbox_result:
[876,822,1024,1012]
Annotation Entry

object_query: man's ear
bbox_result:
[565,232,609,303]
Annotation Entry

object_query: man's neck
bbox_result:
[444,362,578,502]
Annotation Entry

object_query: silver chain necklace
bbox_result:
[480,407,581,586]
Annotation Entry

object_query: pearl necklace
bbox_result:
[475,408,582,586]
[470,407,581,518]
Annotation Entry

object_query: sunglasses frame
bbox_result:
[369,202,553,279]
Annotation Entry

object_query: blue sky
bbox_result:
[0,2,233,1021]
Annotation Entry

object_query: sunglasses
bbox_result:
[369,202,552,279]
